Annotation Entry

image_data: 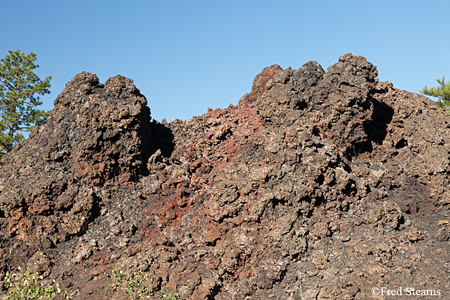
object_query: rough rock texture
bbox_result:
[0,72,151,270]
[1,54,449,300]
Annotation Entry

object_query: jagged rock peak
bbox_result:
[239,64,283,105]
[325,53,378,86]
[42,72,151,185]
[54,72,143,107]
[0,72,152,260]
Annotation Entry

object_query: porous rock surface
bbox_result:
[0,54,449,299]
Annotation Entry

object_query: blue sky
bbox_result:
[1,0,449,122]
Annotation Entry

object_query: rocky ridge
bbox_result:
[0,54,449,299]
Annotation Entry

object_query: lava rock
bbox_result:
[1,54,449,299]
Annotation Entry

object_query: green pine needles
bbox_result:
[420,76,450,112]
[0,50,51,156]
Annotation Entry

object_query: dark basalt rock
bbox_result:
[0,72,151,274]
[0,54,449,300]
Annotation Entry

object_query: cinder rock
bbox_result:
[1,54,450,299]
[0,72,152,272]
[28,251,52,277]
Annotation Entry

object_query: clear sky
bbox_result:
[1,0,449,122]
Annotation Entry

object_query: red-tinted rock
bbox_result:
[239,64,283,105]
[1,54,449,300]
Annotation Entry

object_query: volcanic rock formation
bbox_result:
[0,54,449,299]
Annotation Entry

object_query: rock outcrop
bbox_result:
[0,54,449,300]
[0,72,151,271]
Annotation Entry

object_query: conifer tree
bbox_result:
[420,76,450,112]
[0,50,51,156]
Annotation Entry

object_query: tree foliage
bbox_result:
[0,50,51,156]
[420,76,450,112]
